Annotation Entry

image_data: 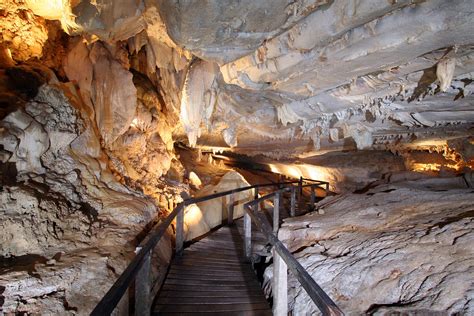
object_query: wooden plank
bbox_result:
[152,310,272,316]
[185,245,244,254]
[164,278,260,287]
[157,290,265,299]
[171,260,247,269]
[198,235,267,244]
[161,284,262,292]
[154,303,271,313]
[156,296,268,305]
[184,248,245,257]
[167,270,255,278]
[182,249,242,258]
[169,264,252,272]
[176,255,245,264]
[178,251,245,261]
[187,245,243,256]
[170,262,250,272]
[165,274,259,282]
[179,249,243,258]
[187,241,245,249]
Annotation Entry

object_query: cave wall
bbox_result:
[0,2,186,313]
[1,0,474,314]
[267,176,474,315]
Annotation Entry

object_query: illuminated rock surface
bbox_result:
[1,0,474,314]
[263,175,474,315]
[183,171,253,241]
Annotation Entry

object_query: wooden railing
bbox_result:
[91,177,341,316]
[243,186,343,316]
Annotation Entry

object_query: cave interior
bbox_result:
[1,0,474,315]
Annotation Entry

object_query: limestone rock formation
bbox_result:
[2,0,474,314]
[264,176,474,315]
[8,0,472,158]
[0,65,173,314]
[183,171,253,241]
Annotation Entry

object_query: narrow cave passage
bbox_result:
[1,1,474,315]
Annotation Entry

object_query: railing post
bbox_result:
[273,191,280,234]
[227,193,235,225]
[290,186,296,217]
[299,177,303,195]
[310,184,316,207]
[135,250,151,316]
[176,204,184,256]
[325,182,329,197]
[298,176,303,209]
[273,249,288,316]
[254,187,259,211]
[244,209,252,261]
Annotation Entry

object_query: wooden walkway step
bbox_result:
[152,220,271,315]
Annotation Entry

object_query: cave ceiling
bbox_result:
[4,0,474,159]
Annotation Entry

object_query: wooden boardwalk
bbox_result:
[152,221,272,315]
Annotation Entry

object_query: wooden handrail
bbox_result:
[91,179,321,315]
[301,177,329,185]
[184,181,297,205]
[244,190,344,316]
[91,203,184,315]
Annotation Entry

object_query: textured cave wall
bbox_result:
[3,0,472,157]
[0,62,176,314]
[0,2,189,314]
[264,175,474,315]
[1,0,474,314]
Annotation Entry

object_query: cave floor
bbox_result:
[153,219,271,315]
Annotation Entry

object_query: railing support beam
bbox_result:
[244,211,252,261]
[176,205,184,256]
[135,250,151,316]
[290,186,296,217]
[273,191,280,234]
[254,187,259,211]
[310,184,316,207]
[273,249,288,316]
[227,193,235,225]
[298,177,303,210]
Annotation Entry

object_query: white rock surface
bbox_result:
[180,60,219,147]
[264,177,474,315]
[13,0,474,157]
[183,171,253,241]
